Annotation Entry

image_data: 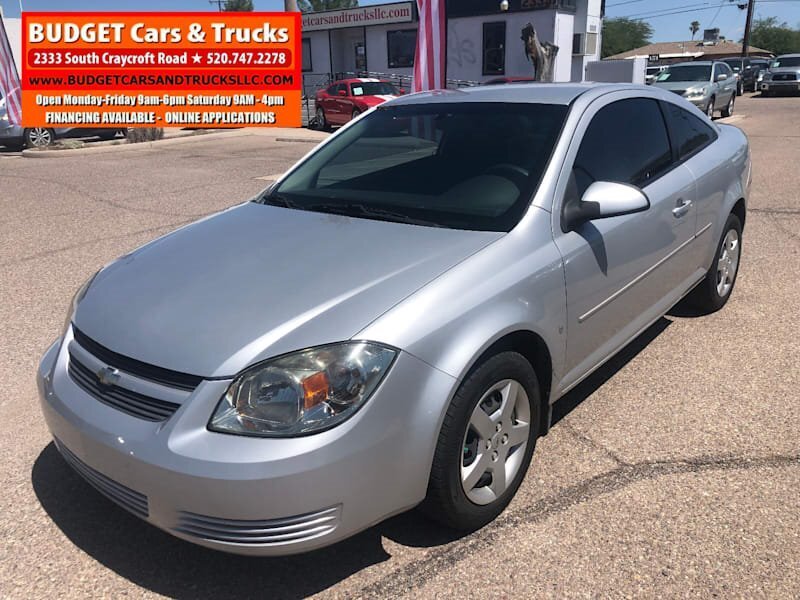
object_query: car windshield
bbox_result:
[350,82,398,96]
[722,59,742,71]
[657,65,712,82]
[265,103,568,232]
[772,57,800,68]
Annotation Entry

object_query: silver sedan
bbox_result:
[38,83,750,556]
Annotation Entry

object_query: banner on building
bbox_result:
[20,12,303,128]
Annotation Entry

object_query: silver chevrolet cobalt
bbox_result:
[38,83,750,555]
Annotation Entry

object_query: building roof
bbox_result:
[607,40,772,61]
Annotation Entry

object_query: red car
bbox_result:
[314,78,402,130]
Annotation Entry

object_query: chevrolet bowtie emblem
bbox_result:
[96,366,121,387]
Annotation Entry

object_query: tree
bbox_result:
[601,18,653,59]
[746,17,800,55]
[297,0,359,12]
[223,0,254,11]
[690,21,700,40]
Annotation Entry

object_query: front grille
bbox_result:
[72,326,203,391]
[55,438,149,519]
[175,506,341,546]
[68,351,181,421]
[772,73,797,82]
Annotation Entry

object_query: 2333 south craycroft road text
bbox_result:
[28,22,291,44]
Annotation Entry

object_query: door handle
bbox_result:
[672,198,692,218]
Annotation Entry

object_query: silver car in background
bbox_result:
[38,83,750,556]
[654,61,738,118]
[761,54,800,96]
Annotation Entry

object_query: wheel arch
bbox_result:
[460,329,555,438]
[731,197,746,230]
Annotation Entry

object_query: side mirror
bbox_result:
[563,181,650,231]
[338,90,347,97]
[716,73,728,81]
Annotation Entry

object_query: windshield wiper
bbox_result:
[262,194,301,209]
[305,202,444,228]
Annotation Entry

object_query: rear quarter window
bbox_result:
[662,102,717,161]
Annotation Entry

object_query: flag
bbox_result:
[413,0,446,92]
[0,17,23,125]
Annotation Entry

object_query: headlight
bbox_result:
[685,87,707,99]
[209,342,396,437]
[763,73,772,81]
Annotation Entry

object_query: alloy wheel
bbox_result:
[716,229,740,298]
[461,379,531,505]
[27,128,53,147]
[706,99,715,118]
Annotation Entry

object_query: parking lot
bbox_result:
[1,92,798,598]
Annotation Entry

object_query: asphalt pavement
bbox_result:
[1,94,798,599]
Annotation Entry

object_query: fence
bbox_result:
[301,71,481,128]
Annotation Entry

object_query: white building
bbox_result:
[301,0,604,85]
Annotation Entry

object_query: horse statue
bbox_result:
[521,23,559,82]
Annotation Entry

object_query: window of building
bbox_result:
[483,22,506,75]
[302,38,312,72]
[387,30,417,68]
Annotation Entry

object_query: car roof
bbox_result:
[775,53,800,58]
[387,83,637,107]
[334,78,391,84]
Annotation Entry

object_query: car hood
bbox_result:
[360,95,397,106]
[768,67,800,75]
[653,81,706,93]
[74,202,501,378]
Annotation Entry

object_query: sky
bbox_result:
[1,0,799,42]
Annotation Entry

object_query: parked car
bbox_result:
[653,61,737,118]
[483,76,536,85]
[0,92,126,149]
[39,83,750,556]
[761,54,800,96]
[721,57,763,95]
[314,78,402,130]
[645,65,668,85]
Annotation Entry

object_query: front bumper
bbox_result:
[37,330,456,556]
[685,96,710,108]
[761,81,800,93]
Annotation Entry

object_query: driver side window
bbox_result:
[566,98,673,208]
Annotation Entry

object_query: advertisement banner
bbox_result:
[301,3,414,32]
[20,12,302,128]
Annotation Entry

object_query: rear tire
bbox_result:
[24,128,56,148]
[687,213,743,314]
[420,352,540,531]
[315,107,329,131]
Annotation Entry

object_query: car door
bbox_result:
[551,94,699,393]
[661,99,733,272]
[715,63,736,103]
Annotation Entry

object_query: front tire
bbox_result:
[687,213,743,314]
[24,128,56,148]
[420,352,540,530]
[721,94,735,118]
[705,97,716,119]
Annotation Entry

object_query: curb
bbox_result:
[21,128,327,158]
